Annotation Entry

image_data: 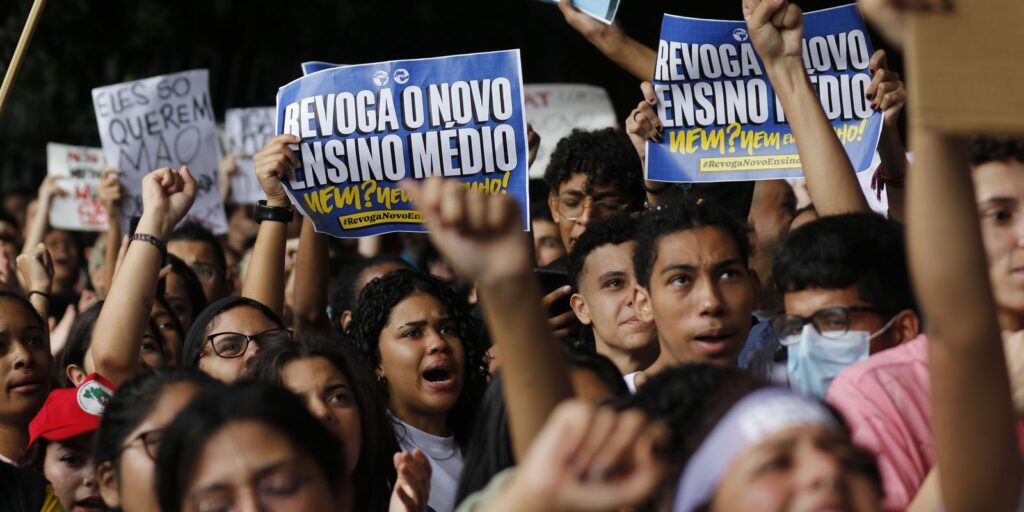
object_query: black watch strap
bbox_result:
[254,200,295,224]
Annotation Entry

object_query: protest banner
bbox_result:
[276,50,530,238]
[46,143,107,231]
[225,107,276,204]
[523,84,617,177]
[907,0,1024,135]
[301,61,344,76]
[646,5,882,183]
[539,0,621,24]
[92,69,227,233]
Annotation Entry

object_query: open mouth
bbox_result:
[74,497,107,512]
[423,367,454,384]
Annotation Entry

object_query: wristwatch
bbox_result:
[254,200,295,224]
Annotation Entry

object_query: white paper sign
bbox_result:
[46,143,108,231]
[92,69,227,234]
[224,107,275,204]
[523,84,619,178]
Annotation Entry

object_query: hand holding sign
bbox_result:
[254,134,300,207]
[138,166,196,239]
[744,0,804,71]
[96,168,123,219]
[400,178,531,286]
[626,82,663,162]
[866,50,907,126]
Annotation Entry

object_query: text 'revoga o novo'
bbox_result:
[281,78,520,191]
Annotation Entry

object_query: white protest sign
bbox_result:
[92,69,227,234]
[224,107,275,204]
[523,84,618,178]
[539,0,621,24]
[46,143,108,231]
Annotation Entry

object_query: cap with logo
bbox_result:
[28,374,116,448]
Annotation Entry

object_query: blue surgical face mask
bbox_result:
[784,318,896,399]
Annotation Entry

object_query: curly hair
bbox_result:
[245,334,398,512]
[349,269,489,448]
[633,202,753,290]
[567,213,638,290]
[543,128,645,209]
[969,136,1024,166]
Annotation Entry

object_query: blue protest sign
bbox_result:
[301,61,344,76]
[277,50,530,238]
[539,0,621,24]
[646,5,882,183]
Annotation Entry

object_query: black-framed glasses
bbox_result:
[118,429,162,461]
[204,328,293,359]
[555,193,628,221]
[772,306,887,343]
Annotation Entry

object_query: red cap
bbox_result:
[28,374,116,448]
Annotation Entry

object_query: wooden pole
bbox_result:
[0,0,48,121]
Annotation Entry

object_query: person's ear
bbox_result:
[634,285,655,323]
[97,461,120,508]
[747,268,763,311]
[340,311,353,332]
[548,192,562,223]
[892,309,921,345]
[374,365,385,382]
[66,365,88,387]
[570,293,592,326]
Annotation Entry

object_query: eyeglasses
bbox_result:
[190,262,222,284]
[555,193,628,221]
[118,429,162,461]
[772,306,887,343]
[204,329,293,359]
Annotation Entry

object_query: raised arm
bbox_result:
[906,129,1020,511]
[15,243,53,327]
[557,0,656,81]
[292,217,331,336]
[400,178,573,460]
[88,166,196,386]
[745,0,869,215]
[241,134,299,315]
[21,176,63,257]
[96,167,123,298]
[867,50,910,222]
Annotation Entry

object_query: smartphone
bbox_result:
[534,268,573,317]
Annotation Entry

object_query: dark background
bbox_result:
[0,0,882,193]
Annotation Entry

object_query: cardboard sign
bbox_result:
[907,0,1024,135]
[523,84,618,177]
[46,143,108,231]
[647,5,882,182]
[92,69,227,233]
[276,50,531,238]
[225,107,276,204]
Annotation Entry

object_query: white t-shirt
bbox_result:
[393,417,464,512]
[624,371,640,394]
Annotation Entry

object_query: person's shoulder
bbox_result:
[0,463,49,511]
[827,334,930,404]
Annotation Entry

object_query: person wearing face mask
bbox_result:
[747,213,920,398]
[24,374,115,512]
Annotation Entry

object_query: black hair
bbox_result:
[567,213,638,289]
[530,200,554,223]
[328,255,411,333]
[154,293,187,363]
[0,291,45,332]
[164,253,208,328]
[773,213,916,315]
[93,368,220,471]
[633,202,753,289]
[969,137,1024,166]
[245,335,398,512]
[563,347,629,397]
[168,221,227,275]
[543,128,645,209]
[157,382,346,512]
[181,297,286,370]
[454,373,514,505]
[58,301,104,387]
[349,269,488,448]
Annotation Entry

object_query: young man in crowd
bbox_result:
[625,202,759,392]
[167,222,231,302]
[745,213,921,395]
[567,214,658,375]
[530,202,565,268]
[825,138,1024,510]
[543,128,646,263]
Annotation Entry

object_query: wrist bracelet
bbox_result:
[28,290,50,301]
[130,233,167,257]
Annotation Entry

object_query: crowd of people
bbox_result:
[0,0,1021,510]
